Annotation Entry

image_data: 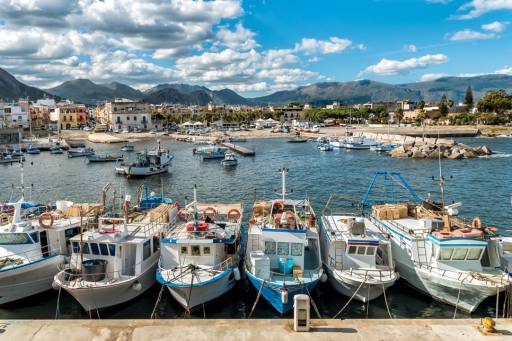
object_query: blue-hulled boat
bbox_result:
[26,145,40,154]
[244,168,323,314]
[137,185,173,210]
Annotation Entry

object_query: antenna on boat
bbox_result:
[279,167,288,201]
[437,131,445,208]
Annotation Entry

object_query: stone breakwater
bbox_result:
[357,132,493,159]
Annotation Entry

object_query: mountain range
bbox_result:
[1,67,512,106]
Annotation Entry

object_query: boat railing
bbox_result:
[165,221,238,240]
[413,261,509,287]
[370,215,430,238]
[128,206,178,238]
[158,257,233,282]
[327,256,395,281]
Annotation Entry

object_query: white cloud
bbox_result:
[404,44,418,52]
[420,73,449,81]
[448,29,496,40]
[426,0,452,4]
[496,66,512,75]
[360,54,448,76]
[482,20,509,32]
[455,0,512,19]
[216,22,258,50]
[294,37,352,55]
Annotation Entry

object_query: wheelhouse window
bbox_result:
[82,243,90,254]
[277,242,289,256]
[366,247,376,255]
[72,241,80,253]
[65,227,79,238]
[108,244,116,256]
[439,247,453,260]
[99,243,109,256]
[264,241,276,255]
[29,232,39,243]
[0,233,33,245]
[357,246,366,255]
[180,246,188,255]
[466,248,483,260]
[452,248,468,260]
[90,243,100,255]
[191,245,201,256]
[290,243,303,256]
[143,240,151,260]
[347,246,357,254]
[203,246,211,255]
[152,236,160,253]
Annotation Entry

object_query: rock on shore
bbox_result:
[389,142,492,159]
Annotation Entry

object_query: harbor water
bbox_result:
[0,136,511,319]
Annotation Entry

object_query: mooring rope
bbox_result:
[452,277,466,319]
[382,282,393,319]
[303,281,321,318]
[54,286,62,320]
[332,276,367,319]
[151,284,166,319]
[248,279,265,319]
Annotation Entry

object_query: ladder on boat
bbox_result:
[415,239,429,264]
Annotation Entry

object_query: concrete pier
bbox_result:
[221,142,256,156]
[1,319,511,341]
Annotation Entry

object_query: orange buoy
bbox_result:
[227,208,241,222]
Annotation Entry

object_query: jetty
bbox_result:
[221,142,255,156]
[87,133,128,144]
[2,319,511,340]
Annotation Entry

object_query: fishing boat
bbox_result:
[244,168,323,314]
[0,199,84,304]
[87,153,124,163]
[319,195,398,302]
[26,145,41,154]
[318,144,333,152]
[228,136,247,143]
[221,153,238,167]
[115,141,173,178]
[499,237,512,277]
[0,153,24,164]
[67,147,95,158]
[362,171,509,313]
[136,184,173,211]
[50,145,64,154]
[11,147,23,157]
[287,135,308,143]
[157,188,243,311]
[194,146,226,160]
[121,144,135,152]
[370,143,399,152]
[53,202,177,311]
[329,138,344,149]
[344,137,376,150]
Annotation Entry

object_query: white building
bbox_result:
[0,102,29,129]
[96,100,156,131]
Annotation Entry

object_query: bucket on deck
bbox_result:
[82,259,108,282]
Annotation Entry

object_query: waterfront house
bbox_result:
[54,103,88,130]
[0,102,29,129]
[95,99,155,132]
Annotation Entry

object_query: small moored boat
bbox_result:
[87,153,124,163]
[26,145,41,154]
[67,147,95,158]
[50,145,64,154]
[121,144,135,152]
[221,153,238,167]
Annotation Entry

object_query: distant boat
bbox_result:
[50,145,64,154]
[221,153,238,167]
[318,144,333,152]
[137,185,173,210]
[0,153,24,164]
[121,143,135,152]
[370,143,399,152]
[87,153,124,163]
[26,145,40,154]
[116,141,173,177]
[67,147,95,158]
[228,136,247,142]
[194,146,227,160]
[287,136,308,143]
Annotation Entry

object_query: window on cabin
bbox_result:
[452,248,468,260]
[191,245,201,256]
[439,248,453,260]
[291,243,303,256]
[0,233,33,245]
[30,232,39,243]
[65,227,79,238]
[466,248,483,260]
[357,246,366,255]
[90,243,100,255]
[277,242,289,256]
[348,246,357,254]
[152,236,160,253]
[366,247,376,255]
[82,243,90,254]
[264,241,276,255]
[203,246,211,255]
[108,244,116,256]
[72,241,80,253]
[143,240,151,260]
[99,243,109,256]
[180,246,188,255]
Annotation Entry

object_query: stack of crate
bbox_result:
[372,204,408,220]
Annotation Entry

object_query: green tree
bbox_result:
[464,86,474,112]
[395,108,404,126]
[439,94,449,115]
[477,89,512,114]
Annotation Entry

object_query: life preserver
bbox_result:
[472,217,482,229]
[186,222,209,231]
[308,214,316,227]
[178,208,191,221]
[249,218,256,225]
[286,212,295,225]
[100,228,120,234]
[485,226,497,235]
[273,200,285,212]
[202,207,218,220]
[227,208,241,222]
[39,212,54,228]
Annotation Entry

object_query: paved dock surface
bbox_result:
[1,319,511,341]
[221,142,255,156]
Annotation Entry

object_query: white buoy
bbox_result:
[320,272,328,283]
[233,267,241,281]
[281,288,288,304]
[52,280,60,290]
[132,281,142,291]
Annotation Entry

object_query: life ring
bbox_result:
[202,207,218,220]
[100,228,120,234]
[308,214,316,227]
[178,208,191,222]
[286,212,296,224]
[485,226,497,235]
[472,217,482,229]
[249,218,256,225]
[227,208,241,222]
[39,212,54,228]
[187,222,209,231]
[273,200,285,213]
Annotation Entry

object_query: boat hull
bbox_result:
[0,255,64,305]
[158,267,237,311]
[245,269,319,314]
[56,261,157,311]
[118,165,169,177]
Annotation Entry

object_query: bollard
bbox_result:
[293,294,310,332]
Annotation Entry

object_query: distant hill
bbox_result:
[0,68,54,100]
[142,83,251,105]
[47,79,144,104]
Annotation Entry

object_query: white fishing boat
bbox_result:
[193,146,226,160]
[344,137,376,150]
[53,203,177,311]
[120,144,135,152]
[50,145,64,154]
[116,141,173,177]
[319,196,398,302]
[0,199,83,304]
[67,147,95,158]
[363,172,509,313]
[318,144,333,152]
[244,168,323,314]
[370,143,399,152]
[26,145,41,155]
[157,188,242,311]
[87,153,124,163]
[499,237,512,277]
[221,153,238,167]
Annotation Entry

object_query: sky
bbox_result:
[0,0,511,97]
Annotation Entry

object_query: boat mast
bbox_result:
[279,167,288,201]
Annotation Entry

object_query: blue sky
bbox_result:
[0,0,511,96]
